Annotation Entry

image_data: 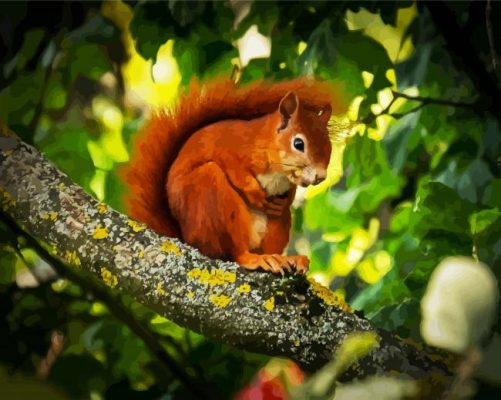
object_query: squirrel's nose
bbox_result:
[314,169,327,185]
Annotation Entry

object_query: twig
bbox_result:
[361,91,479,125]
[391,91,478,110]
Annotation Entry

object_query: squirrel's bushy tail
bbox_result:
[122,77,344,237]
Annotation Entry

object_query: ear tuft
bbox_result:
[278,91,298,131]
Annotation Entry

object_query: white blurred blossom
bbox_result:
[421,257,499,353]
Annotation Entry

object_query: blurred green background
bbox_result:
[1,1,500,399]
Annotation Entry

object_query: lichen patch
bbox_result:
[42,211,58,221]
[308,277,352,312]
[210,294,232,308]
[97,203,108,214]
[64,250,81,267]
[187,267,236,286]
[264,296,275,311]
[128,219,146,232]
[237,283,251,293]
[156,282,166,295]
[161,240,182,255]
[93,224,109,239]
[100,266,118,288]
[0,186,16,210]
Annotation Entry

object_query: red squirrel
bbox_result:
[123,78,343,274]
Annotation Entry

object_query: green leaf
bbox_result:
[412,181,476,237]
[344,135,403,212]
[0,68,45,129]
[0,247,17,285]
[297,19,337,75]
[367,298,419,335]
[382,111,421,173]
[69,43,112,82]
[43,72,67,110]
[350,268,411,313]
[483,179,501,209]
[304,190,364,234]
[129,2,178,61]
[14,29,46,71]
[309,241,332,272]
[336,30,392,93]
[240,58,268,84]
[469,209,501,235]
[435,158,493,204]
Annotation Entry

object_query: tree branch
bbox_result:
[1,213,208,399]
[0,120,454,387]
[391,91,479,111]
[361,90,479,125]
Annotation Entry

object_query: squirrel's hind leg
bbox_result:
[168,161,253,260]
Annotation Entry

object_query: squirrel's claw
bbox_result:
[263,196,290,216]
[237,252,309,275]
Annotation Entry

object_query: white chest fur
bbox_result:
[249,209,267,250]
[257,172,291,196]
[248,172,291,250]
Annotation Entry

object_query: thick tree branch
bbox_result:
[1,215,207,399]
[0,120,453,385]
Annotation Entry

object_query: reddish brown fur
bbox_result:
[122,77,344,272]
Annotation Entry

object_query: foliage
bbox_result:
[1,0,500,399]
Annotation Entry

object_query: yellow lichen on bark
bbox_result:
[0,187,16,211]
[93,224,109,239]
[264,296,275,311]
[156,282,166,295]
[64,250,81,267]
[308,277,352,312]
[161,240,182,255]
[187,268,236,286]
[237,283,251,293]
[128,219,146,232]
[210,294,232,308]
[42,211,58,221]
[100,266,118,288]
[97,203,108,214]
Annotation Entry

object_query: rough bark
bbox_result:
[0,120,453,382]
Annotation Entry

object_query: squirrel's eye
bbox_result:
[293,137,305,152]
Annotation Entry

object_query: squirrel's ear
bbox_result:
[278,91,298,131]
[318,104,332,124]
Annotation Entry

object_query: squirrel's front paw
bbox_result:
[263,196,289,216]
[236,252,309,275]
[245,189,267,209]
